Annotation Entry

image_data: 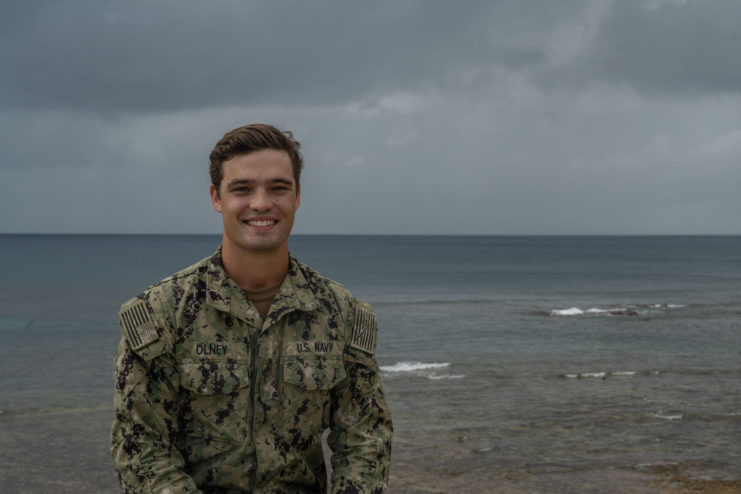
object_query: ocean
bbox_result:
[0,234,739,493]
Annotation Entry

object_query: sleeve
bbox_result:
[327,299,393,494]
[111,299,201,493]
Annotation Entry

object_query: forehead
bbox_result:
[222,149,293,180]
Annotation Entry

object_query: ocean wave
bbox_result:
[550,303,685,317]
[561,370,638,379]
[563,368,741,379]
[427,374,466,380]
[374,298,496,307]
[0,404,112,417]
[380,361,450,373]
[551,307,584,316]
[0,317,34,331]
[653,412,683,421]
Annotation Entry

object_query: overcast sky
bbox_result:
[1,0,740,235]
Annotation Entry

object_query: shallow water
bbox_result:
[0,234,739,492]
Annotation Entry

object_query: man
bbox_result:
[111,124,392,493]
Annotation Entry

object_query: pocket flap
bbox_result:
[178,359,249,394]
[283,356,346,390]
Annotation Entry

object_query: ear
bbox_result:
[295,183,301,210]
[210,184,223,213]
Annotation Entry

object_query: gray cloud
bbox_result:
[2,1,512,113]
[546,0,741,95]
[1,0,740,235]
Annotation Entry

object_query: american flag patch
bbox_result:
[119,301,159,350]
[350,307,377,355]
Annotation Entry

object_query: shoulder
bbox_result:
[118,255,211,359]
[291,257,373,313]
[292,258,378,358]
[121,255,210,313]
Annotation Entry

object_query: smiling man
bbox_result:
[111,124,392,493]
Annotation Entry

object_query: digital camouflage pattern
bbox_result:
[111,249,392,493]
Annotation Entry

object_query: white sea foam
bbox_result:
[564,373,605,379]
[582,372,607,378]
[380,361,450,373]
[551,303,684,317]
[564,371,636,379]
[551,307,583,316]
[651,303,685,309]
[427,374,466,380]
[653,412,683,421]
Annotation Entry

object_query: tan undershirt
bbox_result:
[244,283,282,321]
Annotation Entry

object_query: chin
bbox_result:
[240,237,286,252]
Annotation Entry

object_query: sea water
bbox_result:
[0,235,739,492]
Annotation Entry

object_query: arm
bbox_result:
[111,302,201,493]
[328,303,393,494]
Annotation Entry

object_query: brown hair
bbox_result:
[209,123,303,193]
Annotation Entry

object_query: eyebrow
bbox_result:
[226,178,295,188]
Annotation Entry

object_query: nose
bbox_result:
[250,187,271,211]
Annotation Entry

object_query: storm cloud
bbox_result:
[1,0,740,234]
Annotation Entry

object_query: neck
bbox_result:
[220,238,290,292]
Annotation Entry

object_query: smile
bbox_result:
[245,220,277,227]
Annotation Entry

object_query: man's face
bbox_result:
[210,149,300,255]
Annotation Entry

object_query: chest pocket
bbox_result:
[283,355,347,390]
[178,358,250,445]
[179,358,249,394]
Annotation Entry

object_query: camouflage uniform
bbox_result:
[111,249,392,493]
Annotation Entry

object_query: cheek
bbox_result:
[280,197,299,214]
[223,198,248,216]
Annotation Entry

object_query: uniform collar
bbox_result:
[205,247,319,324]
[269,255,320,321]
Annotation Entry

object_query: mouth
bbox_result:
[243,219,278,228]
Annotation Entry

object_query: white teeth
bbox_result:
[247,220,275,227]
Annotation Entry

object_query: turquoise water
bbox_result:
[0,235,739,492]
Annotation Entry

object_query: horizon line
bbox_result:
[1,232,740,237]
